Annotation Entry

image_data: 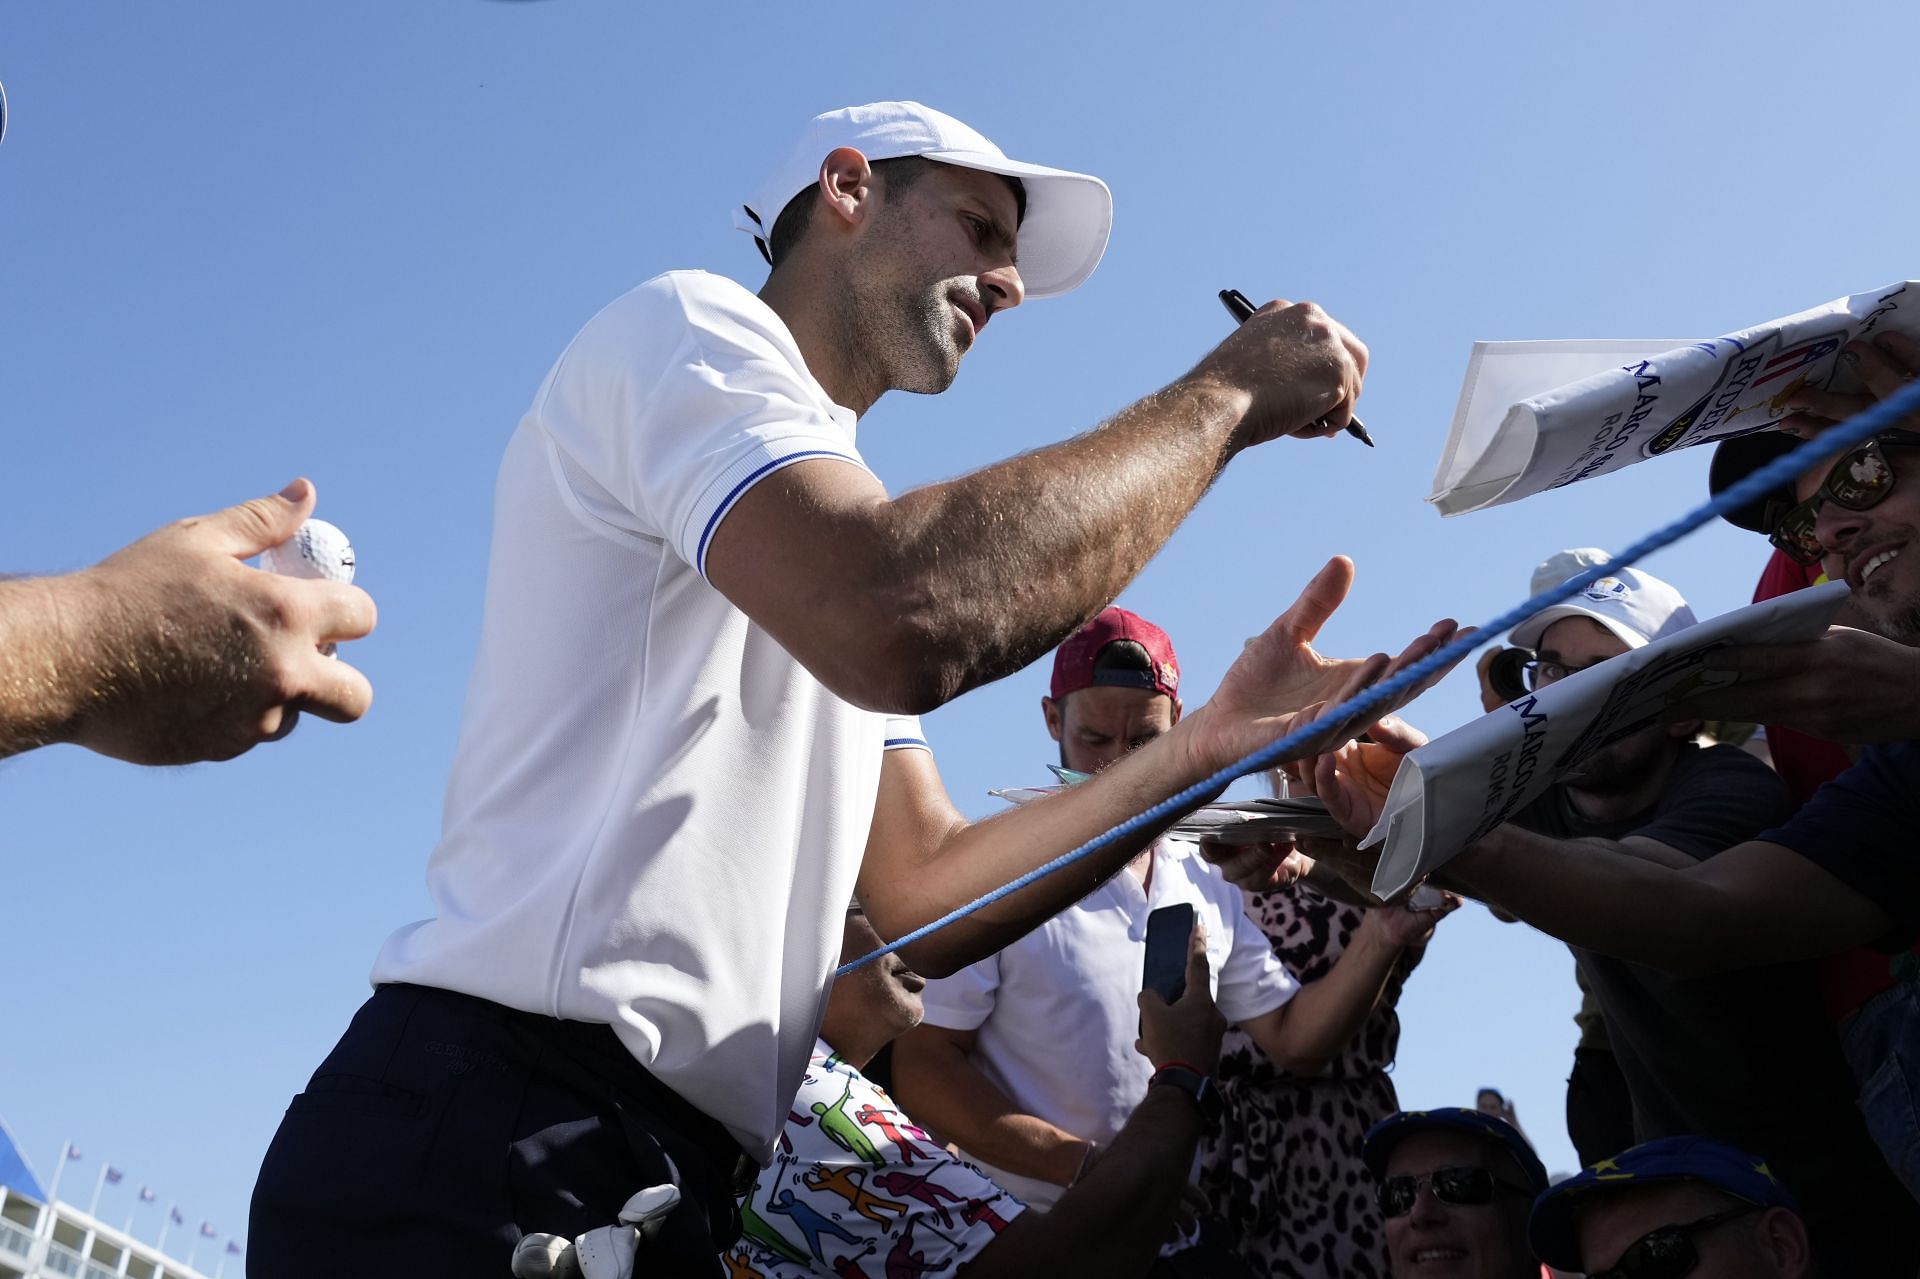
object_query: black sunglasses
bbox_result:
[1586,1205,1756,1279]
[1765,432,1920,565]
[1376,1165,1531,1218]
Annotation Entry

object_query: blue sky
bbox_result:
[4,0,1915,1252]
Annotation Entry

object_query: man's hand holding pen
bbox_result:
[1192,294,1372,450]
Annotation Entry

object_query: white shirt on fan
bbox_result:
[918,837,1298,1209]
[373,270,928,1163]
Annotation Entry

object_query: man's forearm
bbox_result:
[1444,826,1884,973]
[1444,828,1714,967]
[858,378,1248,708]
[963,1089,1203,1279]
[0,575,97,760]
[874,723,1212,975]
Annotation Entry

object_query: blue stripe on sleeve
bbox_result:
[694,449,858,577]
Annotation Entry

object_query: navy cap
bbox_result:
[1709,431,1802,534]
[1528,1136,1799,1270]
[1362,1108,1548,1192]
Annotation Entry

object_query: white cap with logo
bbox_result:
[734,100,1112,299]
[1510,549,1697,650]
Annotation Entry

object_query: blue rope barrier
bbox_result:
[839,376,1920,975]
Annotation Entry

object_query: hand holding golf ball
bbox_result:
[261,518,356,585]
[51,478,375,765]
[260,517,357,656]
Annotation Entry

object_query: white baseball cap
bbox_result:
[1528,547,1614,598]
[734,100,1112,299]
[1510,555,1697,651]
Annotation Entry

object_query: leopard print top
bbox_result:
[1197,884,1421,1278]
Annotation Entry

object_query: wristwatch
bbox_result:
[1148,1064,1222,1135]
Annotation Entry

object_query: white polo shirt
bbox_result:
[918,838,1298,1208]
[373,270,927,1162]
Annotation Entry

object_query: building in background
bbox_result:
[0,1121,227,1279]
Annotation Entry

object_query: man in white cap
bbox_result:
[249,101,1445,1275]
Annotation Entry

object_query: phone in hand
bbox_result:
[1142,903,1197,1005]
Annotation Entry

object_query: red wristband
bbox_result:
[1153,1059,1209,1079]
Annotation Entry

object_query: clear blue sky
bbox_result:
[4,0,1915,1252]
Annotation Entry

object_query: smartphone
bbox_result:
[1142,903,1197,1005]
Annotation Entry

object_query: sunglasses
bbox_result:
[1586,1205,1756,1279]
[1376,1165,1530,1218]
[1766,433,1920,565]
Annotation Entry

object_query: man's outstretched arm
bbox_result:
[1307,742,1894,976]
[1438,828,1891,975]
[855,558,1463,976]
[0,480,375,766]
[707,301,1367,714]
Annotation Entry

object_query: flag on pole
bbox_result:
[170,1207,184,1225]
[64,1144,82,1160]
[104,1167,123,1185]
[226,1242,242,1255]
[199,1222,216,1237]
[140,1186,156,1203]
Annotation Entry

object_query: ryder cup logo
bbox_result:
[1581,577,1631,604]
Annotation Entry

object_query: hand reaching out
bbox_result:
[1,479,377,765]
[1179,556,1463,782]
[1779,330,1920,439]
[1359,889,1462,949]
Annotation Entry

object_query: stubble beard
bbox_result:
[1856,539,1920,644]
[1865,592,1920,645]
[840,217,964,397]
[854,279,961,396]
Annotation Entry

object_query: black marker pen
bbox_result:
[1219,289,1375,447]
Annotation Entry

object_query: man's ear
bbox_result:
[818,146,874,230]
[1042,697,1065,743]
[1751,1206,1813,1272]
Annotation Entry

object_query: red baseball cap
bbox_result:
[1049,607,1181,704]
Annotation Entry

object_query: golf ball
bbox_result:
[262,518,356,584]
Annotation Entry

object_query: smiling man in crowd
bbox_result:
[1364,1107,1548,1279]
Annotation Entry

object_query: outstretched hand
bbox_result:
[1308,737,1416,841]
[63,479,377,764]
[1178,557,1464,783]
[1779,331,1920,438]
[1359,889,1463,949]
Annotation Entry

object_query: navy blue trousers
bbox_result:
[248,984,746,1278]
